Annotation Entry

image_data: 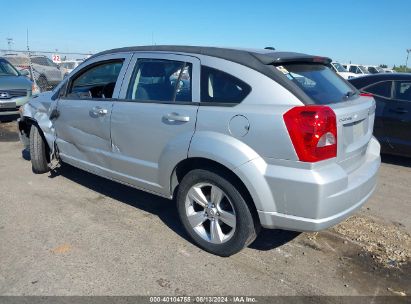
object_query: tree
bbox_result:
[379,64,388,68]
[393,65,411,73]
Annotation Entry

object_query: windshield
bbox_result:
[279,64,355,104]
[0,59,20,76]
[358,65,369,74]
[332,62,348,73]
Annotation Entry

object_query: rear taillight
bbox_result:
[283,105,337,162]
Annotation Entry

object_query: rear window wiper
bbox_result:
[344,91,356,98]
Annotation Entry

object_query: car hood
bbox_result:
[0,76,32,90]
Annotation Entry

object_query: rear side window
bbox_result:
[201,66,251,104]
[66,60,123,99]
[363,81,392,98]
[279,64,354,104]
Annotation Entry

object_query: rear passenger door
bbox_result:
[385,80,411,155]
[110,53,200,195]
[361,80,393,150]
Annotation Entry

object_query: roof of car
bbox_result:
[351,73,411,82]
[90,45,332,67]
[87,45,333,106]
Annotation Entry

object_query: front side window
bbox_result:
[358,65,369,74]
[127,59,192,102]
[201,66,251,103]
[332,63,347,73]
[46,58,57,67]
[66,60,123,99]
[368,67,378,74]
[363,81,392,98]
[394,81,411,101]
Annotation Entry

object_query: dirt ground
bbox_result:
[0,121,410,296]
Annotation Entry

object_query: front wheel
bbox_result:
[177,169,258,256]
[29,125,50,174]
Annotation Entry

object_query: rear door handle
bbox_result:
[389,108,408,114]
[91,106,108,116]
[163,112,190,122]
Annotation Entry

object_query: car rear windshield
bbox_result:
[279,64,355,104]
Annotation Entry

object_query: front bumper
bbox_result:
[0,96,30,117]
[235,137,381,232]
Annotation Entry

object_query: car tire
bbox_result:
[176,169,258,256]
[37,75,48,92]
[29,125,50,174]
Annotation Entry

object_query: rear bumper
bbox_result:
[235,137,381,232]
[257,183,376,231]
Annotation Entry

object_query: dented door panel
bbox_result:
[53,53,133,171]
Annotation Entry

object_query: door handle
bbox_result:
[389,108,408,114]
[91,106,108,116]
[163,112,190,122]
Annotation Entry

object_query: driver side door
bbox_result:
[53,53,132,172]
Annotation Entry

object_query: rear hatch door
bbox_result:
[277,63,376,170]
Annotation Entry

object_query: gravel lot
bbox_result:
[0,121,410,296]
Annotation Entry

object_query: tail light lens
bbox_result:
[360,93,373,97]
[283,105,337,162]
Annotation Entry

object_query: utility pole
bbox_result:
[406,49,411,72]
[26,29,38,88]
[6,37,13,51]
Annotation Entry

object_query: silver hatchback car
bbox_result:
[18,46,380,256]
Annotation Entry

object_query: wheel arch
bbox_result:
[171,157,260,226]
[19,116,51,153]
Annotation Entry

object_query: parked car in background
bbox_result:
[0,58,34,122]
[59,59,83,77]
[4,54,63,92]
[19,46,380,256]
[349,73,411,157]
[343,64,370,76]
[383,68,395,73]
[330,62,357,79]
[365,65,385,74]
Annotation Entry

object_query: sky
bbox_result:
[0,0,410,67]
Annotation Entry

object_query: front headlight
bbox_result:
[32,83,40,95]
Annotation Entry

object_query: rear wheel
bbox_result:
[177,169,258,256]
[29,125,50,174]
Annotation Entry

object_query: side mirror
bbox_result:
[19,69,29,76]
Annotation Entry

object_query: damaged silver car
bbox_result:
[18,46,380,256]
